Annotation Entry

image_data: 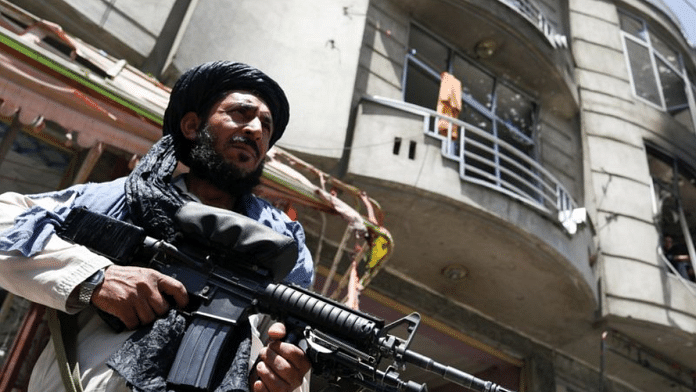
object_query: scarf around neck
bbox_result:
[125,134,185,241]
[114,135,252,392]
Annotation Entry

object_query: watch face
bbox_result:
[86,269,105,286]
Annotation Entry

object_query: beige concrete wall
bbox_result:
[170,0,369,161]
[7,0,174,63]
[355,0,407,101]
[61,0,173,56]
[538,110,583,202]
[570,0,696,332]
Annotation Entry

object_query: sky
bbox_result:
[662,0,696,45]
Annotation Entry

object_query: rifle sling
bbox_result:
[46,308,84,392]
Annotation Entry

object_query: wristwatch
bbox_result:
[77,268,105,308]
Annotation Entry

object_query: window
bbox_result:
[0,123,77,194]
[403,24,540,201]
[620,11,696,132]
[648,145,696,282]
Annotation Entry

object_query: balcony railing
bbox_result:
[497,0,568,49]
[362,95,583,233]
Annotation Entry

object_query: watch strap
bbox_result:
[77,268,105,308]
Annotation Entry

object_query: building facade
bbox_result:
[2,0,696,391]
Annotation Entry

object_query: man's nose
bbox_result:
[243,117,263,138]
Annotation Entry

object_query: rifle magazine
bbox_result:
[166,317,234,391]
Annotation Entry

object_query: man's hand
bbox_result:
[90,265,189,330]
[253,322,311,392]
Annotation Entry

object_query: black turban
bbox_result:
[163,61,290,166]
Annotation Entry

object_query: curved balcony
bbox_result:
[345,94,596,348]
[359,95,583,234]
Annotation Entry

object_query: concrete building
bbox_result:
[1,0,696,391]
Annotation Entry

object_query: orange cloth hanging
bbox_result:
[436,72,462,139]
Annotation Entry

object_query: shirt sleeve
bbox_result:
[0,190,113,313]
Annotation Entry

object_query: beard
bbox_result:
[187,124,264,199]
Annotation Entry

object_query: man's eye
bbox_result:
[227,110,246,121]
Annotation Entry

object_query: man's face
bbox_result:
[185,90,274,196]
[204,90,274,175]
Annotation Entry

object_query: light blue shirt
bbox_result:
[0,177,314,288]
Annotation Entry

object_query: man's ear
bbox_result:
[180,112,200,141]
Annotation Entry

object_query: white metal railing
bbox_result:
[657,246,696,299]
[497,0,568,49]
[362,95,582,232]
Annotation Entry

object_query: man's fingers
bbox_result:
[257,341,310,392]
[266,322,286,341]
[260,322,311,390]
[252,378,269,392]
[147,289,170,316]
[251,380,265,392]
[265,341,309,373]
[259,345,293,378]
[157,274,189,308]
[90,266,188,329]
[255,358,292,392]
[118,307,140,330]
[252,321,310,392]
[134,300,157,326]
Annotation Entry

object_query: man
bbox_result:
[0,61,314,392]
[663,234,695,281]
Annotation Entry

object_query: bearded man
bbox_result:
[0,61,314,392]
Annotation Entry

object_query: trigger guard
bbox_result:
[304,329,335,355]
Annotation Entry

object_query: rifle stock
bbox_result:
[58,205,516,392]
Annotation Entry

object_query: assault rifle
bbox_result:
[58,203,515,392]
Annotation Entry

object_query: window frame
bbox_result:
[620,10,696,132]
[402,23,540,160]
[0,122,79,193]
[647,143,696,283]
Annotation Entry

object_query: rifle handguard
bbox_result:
[262,283,382,346]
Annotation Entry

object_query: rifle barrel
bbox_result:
[402,349,515,392]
